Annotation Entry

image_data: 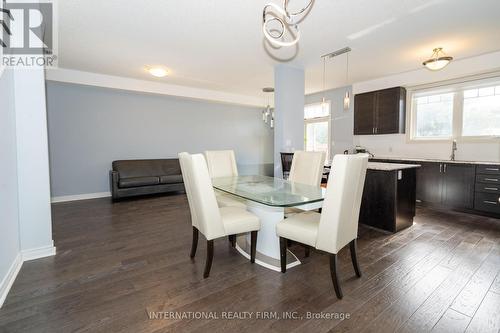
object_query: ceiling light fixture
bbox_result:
[262,87,275,129]
[321,47,352,111]
[423,47,453,71]
[343,51,350,110]
[262,0,313,47]
[147,67,168,78]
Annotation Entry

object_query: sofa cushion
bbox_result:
[119,176,160,188]
[159,175,183,184]
[113,159,181,178]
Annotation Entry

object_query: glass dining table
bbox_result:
[212,175,326,271]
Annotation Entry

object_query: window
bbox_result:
[413,93,454,139]
[462,86,500,136]
[304,102,330,160]
[410,78,500,140]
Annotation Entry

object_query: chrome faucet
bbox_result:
[450,140,457,161]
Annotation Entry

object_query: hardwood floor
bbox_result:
[1,194,499,333]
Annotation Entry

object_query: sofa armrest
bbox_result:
[109,170,120,201]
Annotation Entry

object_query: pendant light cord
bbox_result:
[345,52,349,84]
[322,57,326,102]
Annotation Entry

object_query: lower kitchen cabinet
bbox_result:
[442,163,475,209]
[416,162,474,209]
[474,166,500,215]
[372,158,499,218]
[416,162,442,205]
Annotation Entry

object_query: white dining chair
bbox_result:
[276,153,369,299]
[204,150,247,246]
[179,152,261,278]
[288,151,326,186]
[205,150,239,178]
[204,150,246,208]
[285,151,326,246]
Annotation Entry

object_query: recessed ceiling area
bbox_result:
[57,0,500,98]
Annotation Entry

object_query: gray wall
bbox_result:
[274,65,305,177]
[0,68,21,295]
[46,82,274,197]
[305,85,354,161]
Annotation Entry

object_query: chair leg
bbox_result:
[304,245,310,258]
[203,240,214,278]
[350,239,362,277]
[279,237,287,273]
[250,231,257,263]
[190,227,198,258]
[329,254,343,299]
[228,235,236,248]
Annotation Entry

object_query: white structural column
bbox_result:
[273,64,305,178]
[13,67,56,259]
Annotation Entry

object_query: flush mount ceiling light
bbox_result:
[147,67,168,78]
[423,47,453,71]
[262,0,313,47]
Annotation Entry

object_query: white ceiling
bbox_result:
[57,0,500,100]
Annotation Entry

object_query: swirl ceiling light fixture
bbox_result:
[262,0,313,47]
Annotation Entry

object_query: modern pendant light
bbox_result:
[262,87,274,128]
[423,47,453,71]
[321,47,352,111]
[343,52,350,110]
[262,0,313,47]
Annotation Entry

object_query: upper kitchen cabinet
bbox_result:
[354,87,406,135]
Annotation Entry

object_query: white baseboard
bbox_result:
[0,254,23,308]
[21,244,57,262]
[0,244,56,308]
[51,191,111,203]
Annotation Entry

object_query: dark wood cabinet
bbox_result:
[416,162,474,209]
[371,158,500,218]
[353,93,376,135]
[474,165,500,215]
[416,162,442,204]
[359,168,417,233]
[442,164,475,209]
[354,87,406,135]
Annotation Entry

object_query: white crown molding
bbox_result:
[51,191,111,203]
[0,254,22,308]
[45,68,263,107]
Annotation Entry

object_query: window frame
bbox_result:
[407,76,500,143]
[304,101,331,161]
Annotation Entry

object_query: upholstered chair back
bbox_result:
[315,154,368,254]
[179,152,199,229]
[179,153,226,240]
[289,151,326,186]
[204,150,239,178]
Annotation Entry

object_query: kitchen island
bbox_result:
[360,162,421,232]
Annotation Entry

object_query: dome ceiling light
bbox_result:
[423,47,453,71]
[262,0,313,47]
[146,66,169,78]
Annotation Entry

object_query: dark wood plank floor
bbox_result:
[1,194,499,333]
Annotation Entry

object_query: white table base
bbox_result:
[233,200,322,272]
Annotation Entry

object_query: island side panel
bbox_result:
[395,168,417,231]
[359,169,397,232]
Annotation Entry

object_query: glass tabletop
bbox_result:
[212,175,325,207]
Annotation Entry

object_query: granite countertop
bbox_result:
[371,156,500,166]
[367,162,421,171]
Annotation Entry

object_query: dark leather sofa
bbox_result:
[110,159,184,200]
